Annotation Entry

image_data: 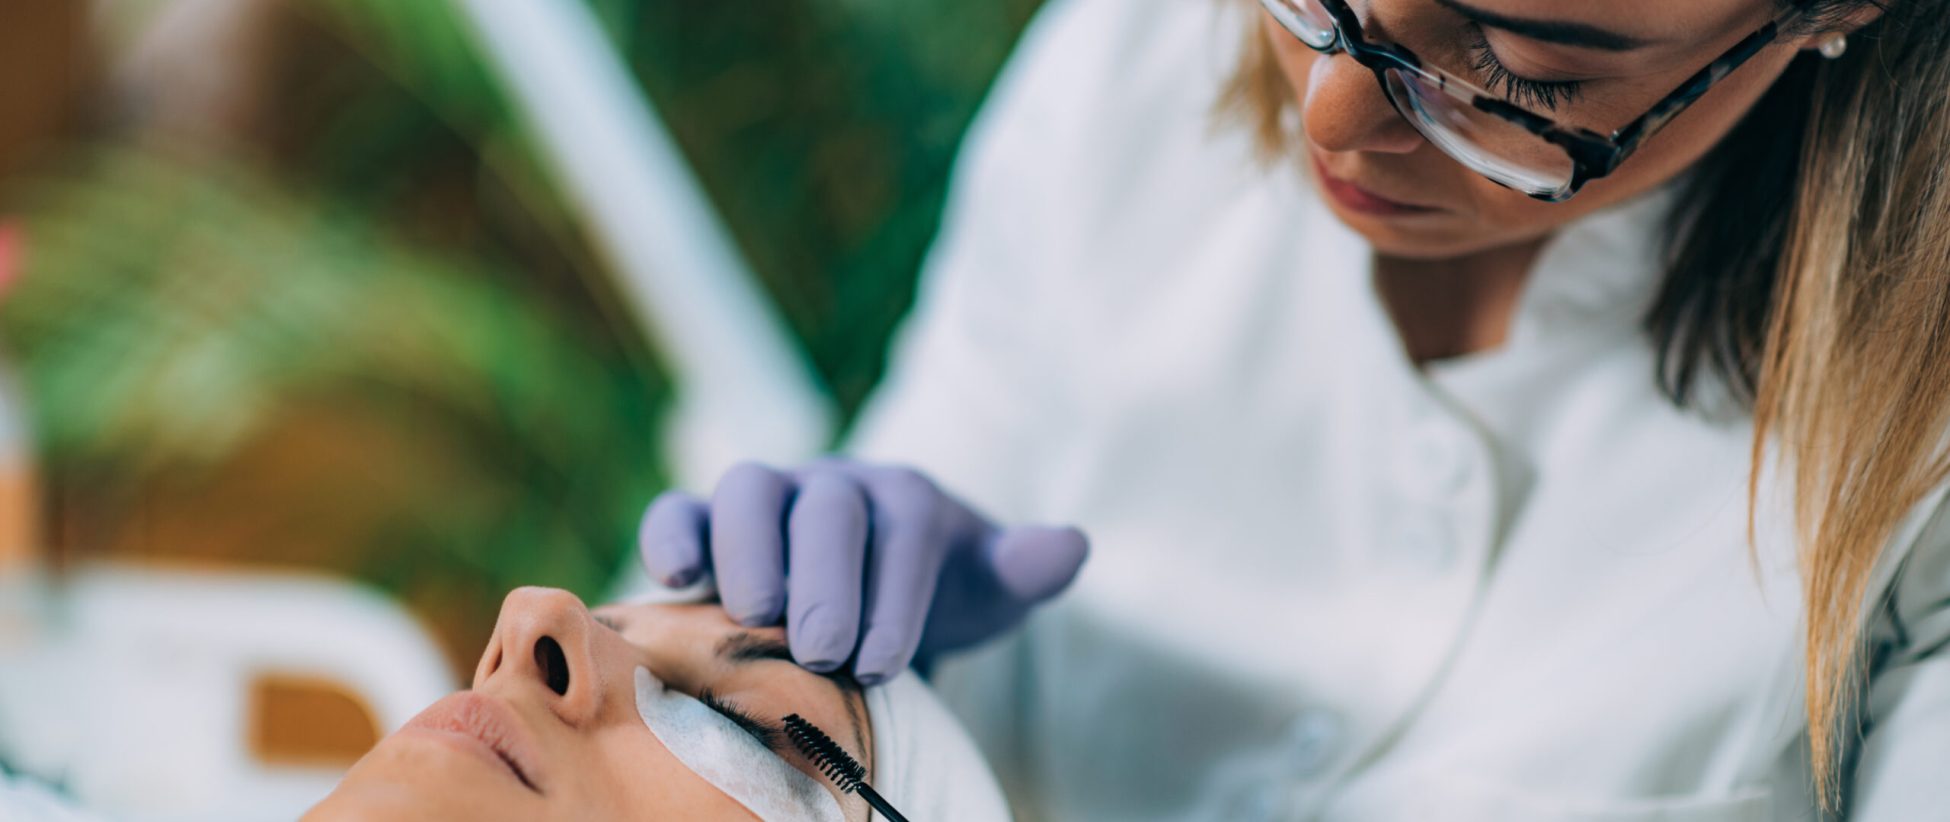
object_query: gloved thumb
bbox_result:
[987,525,1089,605]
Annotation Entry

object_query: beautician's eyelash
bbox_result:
[593,614,623,633]
[1465,26,1586,111]
[698,688,786,752]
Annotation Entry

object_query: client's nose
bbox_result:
[476,587,603,726]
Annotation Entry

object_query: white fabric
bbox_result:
[633,667,844,822]
[0,770,104,822]
[864,673,1012,822]
[843,0,1950,820]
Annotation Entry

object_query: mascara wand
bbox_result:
[783,713,911,822]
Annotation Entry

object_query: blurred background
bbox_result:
[0,0,1042,818]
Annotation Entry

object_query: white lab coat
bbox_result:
[845,0,1950,819]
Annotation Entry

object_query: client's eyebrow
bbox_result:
[1435,0,1656,51]
[716,634,864,695]
[716,632,799,665]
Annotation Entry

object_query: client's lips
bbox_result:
[402,692,545,794]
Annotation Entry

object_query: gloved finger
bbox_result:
[711,462,794,627]
[639,491,711,588]
[854,468,950,685]
[987,525,1089,605]
[785,471,869,673]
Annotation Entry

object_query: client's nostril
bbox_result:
[534,636,570,696]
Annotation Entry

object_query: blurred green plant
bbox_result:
[1,145,668,658]
[594,0,1046,409]
[0,0,1042,663]
[286,0,1047,411]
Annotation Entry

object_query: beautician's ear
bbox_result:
[1794,4,1884,55]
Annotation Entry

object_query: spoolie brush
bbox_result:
[782,713,910,822]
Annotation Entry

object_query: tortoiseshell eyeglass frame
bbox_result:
[1262,0,1804,201]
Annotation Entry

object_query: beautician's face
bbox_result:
[306,588,873,821]
[1270,0,1838,259]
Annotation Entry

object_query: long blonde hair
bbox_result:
[1222,0,1950,808]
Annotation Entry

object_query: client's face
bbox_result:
[306,588,872,821]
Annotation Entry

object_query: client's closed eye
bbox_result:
[597,604,871,773]
[696,633,845,754]
[698,689,786,751]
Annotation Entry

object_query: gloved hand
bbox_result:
[638,460,1089,685]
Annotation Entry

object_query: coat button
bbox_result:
[1389,516,1457,574]
[1286,710,1343,775]
[1241,782,1288,821]
[1401,422,1472,498]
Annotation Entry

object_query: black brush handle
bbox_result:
[854,784,911,822]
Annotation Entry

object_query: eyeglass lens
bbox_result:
[1258,0,1577,196]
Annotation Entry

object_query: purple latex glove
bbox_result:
[638,460,1088,684]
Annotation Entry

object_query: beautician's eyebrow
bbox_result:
[1435,0,1657,51]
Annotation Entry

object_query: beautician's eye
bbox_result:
[1466,26,1586,111]
[593,613,623,633]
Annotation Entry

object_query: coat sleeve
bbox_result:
[1848,504,1950,818]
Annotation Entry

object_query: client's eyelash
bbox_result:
[1466,27,1586,111]
[698,689,785,752]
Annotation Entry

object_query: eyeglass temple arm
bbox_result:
[1605,21,1787,167]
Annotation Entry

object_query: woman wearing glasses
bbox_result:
[639,0,1950,818]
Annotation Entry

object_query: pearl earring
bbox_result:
[1818,34,1848,59]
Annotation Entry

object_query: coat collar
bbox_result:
[1507,182,1683,350]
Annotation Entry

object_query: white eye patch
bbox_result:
[633,667,846,822]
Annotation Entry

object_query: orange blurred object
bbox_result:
[0,222,20,296]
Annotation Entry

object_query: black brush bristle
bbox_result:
[783,713,865,793]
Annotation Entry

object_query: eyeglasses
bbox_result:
[1259,0,1799,201]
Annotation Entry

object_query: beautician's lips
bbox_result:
[402,692,545,794]
[1312,154,1445,217]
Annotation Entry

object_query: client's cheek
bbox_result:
[582,718,760,821]
[587,627,659,717]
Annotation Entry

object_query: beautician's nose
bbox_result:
[1301,51,1424,155]
[476,586,604,726]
